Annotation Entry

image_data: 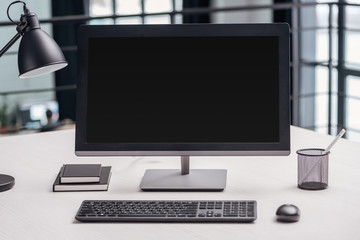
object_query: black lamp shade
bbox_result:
[18,28,68,78]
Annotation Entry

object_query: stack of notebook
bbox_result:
[53,164,111,192]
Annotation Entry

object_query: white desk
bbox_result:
[1,126,360,240]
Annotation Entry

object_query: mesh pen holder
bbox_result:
[297,148,329,190]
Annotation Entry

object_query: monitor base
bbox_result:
[140,169,227,191]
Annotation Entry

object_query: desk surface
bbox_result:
[1,126,360,240]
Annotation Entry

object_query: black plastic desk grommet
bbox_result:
[0,174,15,192]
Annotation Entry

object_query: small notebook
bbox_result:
[60,164,102,183]
[53,166,111,192]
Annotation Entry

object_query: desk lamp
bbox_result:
[0,1,68,192]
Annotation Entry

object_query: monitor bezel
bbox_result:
[75,23,290,156]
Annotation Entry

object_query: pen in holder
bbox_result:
[297,148,329,190]
[297,128,345,190]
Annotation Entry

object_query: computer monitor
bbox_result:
[75,23,290,191]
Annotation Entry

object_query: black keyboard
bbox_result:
[75,200,257,223]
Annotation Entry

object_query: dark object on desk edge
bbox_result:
[60,164,102,183]
[75,200,257,223]
[39,121,64,132]
[276,204,300,222]
[53,166,111,192]
[0,174,15,192]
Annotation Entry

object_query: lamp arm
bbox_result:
[0,1,29,58]
[0,33,22,58]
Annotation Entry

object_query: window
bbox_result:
[89,0,181,24]
[1,0,360,142]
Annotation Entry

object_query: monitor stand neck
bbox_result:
[140,155,227,191]
[181,156,190,175]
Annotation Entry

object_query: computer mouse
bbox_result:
[276,204,300,222]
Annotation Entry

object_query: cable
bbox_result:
[6,1,27,25]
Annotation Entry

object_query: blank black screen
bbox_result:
[86,36,279,143]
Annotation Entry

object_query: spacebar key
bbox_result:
[118,214,167,217]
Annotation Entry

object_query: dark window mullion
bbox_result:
[170,0,176,24]
[141,0,145,24]
[328,3,334,135]
[337,0,346,133]
[112,0,116,24]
